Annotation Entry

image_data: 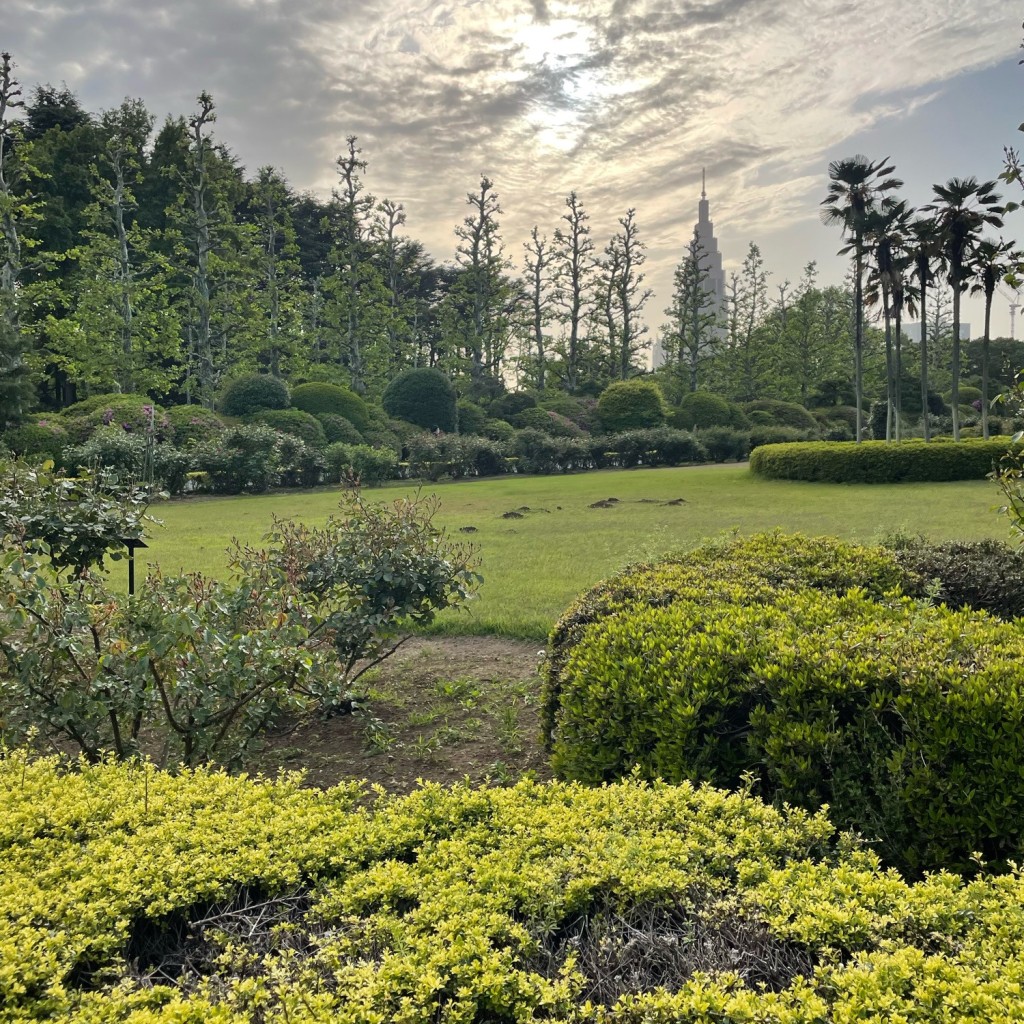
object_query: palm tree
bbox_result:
[908,218,941,441]
[924,178,1004,440]
[865,199,914,440]
[970,237,1019,438]
[822,156,903,441]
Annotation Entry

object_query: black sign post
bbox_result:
[123,539,149,596]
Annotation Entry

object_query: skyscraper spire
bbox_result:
[701,167,706,199]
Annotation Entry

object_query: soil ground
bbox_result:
[250,635,552,792]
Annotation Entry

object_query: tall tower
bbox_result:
[652,171,726,369]
[695,169,726,318]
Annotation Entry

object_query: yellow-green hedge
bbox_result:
[749,437,1012,482]
[5,756,1024,1022]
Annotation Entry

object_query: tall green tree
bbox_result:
[970,237,1018,438]
[924,177,1004,439]
[0,53,34,422]
[720,242,769,400]
[518,226,554,391]
[908,218,941,441]
[445,176,514,393]
[551,191,594,393]
[660,226,719,393]
[822,155,902,441]
[604,208,651,380]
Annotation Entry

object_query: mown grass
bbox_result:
[140,464,1010,639]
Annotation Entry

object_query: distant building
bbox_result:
[903,322,970,342]
[652,171,726,369]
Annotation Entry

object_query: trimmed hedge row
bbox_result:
[544,533,1024,874]
[749,437,1013,483]
[6,756,1024,1022]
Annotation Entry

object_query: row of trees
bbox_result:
[0,51,1017,430]
[822,157,1016,441]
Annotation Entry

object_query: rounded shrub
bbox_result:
[675,391,734,430]
[517,406,582,437]
[456,398,487,435]
[218,373,289,418]
[64,396,174,445]
[3,419,69,461]
[538,394,597,432]
[597,379,667,433]
[63,427,191,494]
[250,408,328,448]
[489,390,537,422]
[290,382,370,431]
[165,405,225,448]
[382,368,457,432]
[743,399,819,432]
[944,385,983,407]
[484,418,516,442]
[275,434,325,488]
[544,533,1024,873]
[315,413,364,445]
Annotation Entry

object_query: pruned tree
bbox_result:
[604,208,652,380]
[519,225,555,390]
[660,227,719,393]
[551,191,595,392]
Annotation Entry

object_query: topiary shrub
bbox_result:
[3,419,69,461]
[456,399,487,435]
[675,391,734,430]
[516,406,582,437]
[315,412,364,445]
[250,408,328,448]
[743,399,819,432]
[62,396,174,445]
[544,532,1024,874]
[291,382,370,431]
[944,385,983,407]
[382,368,457,432]
[538,394,597,432]
[748,425,815,448]
[597,379,668,432]
[165,405,225,448]
[484,418,516,442]
[218,373,290,418]
[489,390,537,422]
[749,438,1012,483]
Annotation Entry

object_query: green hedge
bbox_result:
[290,382,370,431]
[7,756,1024,1022]
[749,438,1013,483]
[544,533,1024,874]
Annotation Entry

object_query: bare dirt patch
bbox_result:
[250,636,551,792]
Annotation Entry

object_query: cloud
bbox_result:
[3,0,1021,338]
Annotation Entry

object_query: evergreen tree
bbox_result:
[661,227,719,393]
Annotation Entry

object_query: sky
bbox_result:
[4,0,1024,352]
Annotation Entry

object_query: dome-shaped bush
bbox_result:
[218,374,289,418]
[250,408,327,448]
[674,391,734,430]
[456,399,487,435]
[382,368,457,432]
[166,405,225,448]
[316,413,364,445]
[291,382,370,431]
[596,379,667,433]
[743,399,819,432]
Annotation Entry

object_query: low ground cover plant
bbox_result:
[544,532,1024,874]
[5,757,1024,1023]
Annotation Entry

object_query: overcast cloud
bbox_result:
[4,0,1022,337]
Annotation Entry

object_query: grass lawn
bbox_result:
[143,464,1011,639]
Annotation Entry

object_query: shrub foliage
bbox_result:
[544,533,1024,874]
